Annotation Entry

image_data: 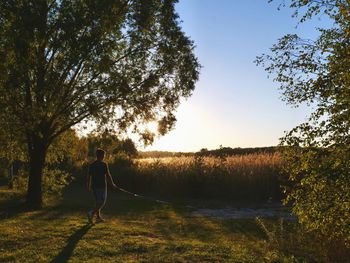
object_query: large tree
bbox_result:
[0,0,200,208]
[257,0,350,246]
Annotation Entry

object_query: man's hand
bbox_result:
[106,169,119,191]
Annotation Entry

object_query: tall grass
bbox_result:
[111,152,285,202]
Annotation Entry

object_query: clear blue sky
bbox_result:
[145,0,328,152]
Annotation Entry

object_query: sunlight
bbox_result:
[143,100,220,152]
[144,121,159,135]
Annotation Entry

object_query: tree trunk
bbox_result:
[26,135,48,209]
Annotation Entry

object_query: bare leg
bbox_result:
[91,188,106,221]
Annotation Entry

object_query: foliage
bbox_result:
[86,132,138,162]
[256,216,350,262]
[137,150,190,158]
[11,129,86,197]
[13,168,70,197]
[86,132,120,160]
[195,146,278,157]
[0,113,26,164]
[0,0,200,141]
[47,129,88,167]
[282,147,350,246]
[258,0,350,246]
[137,146,279,159]
[114,138,138,157]
[0,0,200,206]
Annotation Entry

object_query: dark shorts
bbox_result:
[93,187,107,207]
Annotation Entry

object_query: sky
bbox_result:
[144,0,329,152]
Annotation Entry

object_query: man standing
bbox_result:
[87,149,118,223]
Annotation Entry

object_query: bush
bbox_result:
[283,147,350,248]
[12,168,71,197]
[256,217,350,262]
[42,168,71,196]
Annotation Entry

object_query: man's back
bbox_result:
[89,160,107,189]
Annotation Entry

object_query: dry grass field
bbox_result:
[114,153,284,202]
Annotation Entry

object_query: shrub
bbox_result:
[283,147,350,248]
[12,168,71,197]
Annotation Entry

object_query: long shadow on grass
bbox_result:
[50,224,92,263]
[154,209,265,244]
[0,202,51,222]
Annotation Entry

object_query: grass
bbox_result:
[0,178,324,263]
[1,152,341,262]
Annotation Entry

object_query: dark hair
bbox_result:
[96,149,105,159]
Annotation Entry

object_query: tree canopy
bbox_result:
[0,0,200,207]
[258,0,350,148]
[257,0,350,246]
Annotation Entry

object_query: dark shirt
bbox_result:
[88,160,109,189]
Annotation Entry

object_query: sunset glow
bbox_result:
[142,0,325,152]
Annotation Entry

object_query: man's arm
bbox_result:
[106,163,118,189]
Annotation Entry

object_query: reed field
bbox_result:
[112,152,285,202]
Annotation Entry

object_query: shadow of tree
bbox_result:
[153,208,264,244]
[50,224,92,263]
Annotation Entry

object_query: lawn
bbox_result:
[0,181,319,263]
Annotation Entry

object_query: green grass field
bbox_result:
[1,178,326,263]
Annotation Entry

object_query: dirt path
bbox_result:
[191,205,296,220]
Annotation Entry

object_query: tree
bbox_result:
[0,0,200,208]
[47,129,88,167]
[86,132,120,160]
[114,138,138,157]
[257,0,350,246]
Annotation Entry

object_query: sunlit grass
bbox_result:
[0,185,317,263]
[114,153,284,201]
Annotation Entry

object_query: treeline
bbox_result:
[138,146,279,158]
[137,151,191,158]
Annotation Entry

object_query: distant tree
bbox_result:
[0,0,200,208]
[114,138,138,157]
[200,148,208,152]
[86,132,120,160]
[257,0,350,246]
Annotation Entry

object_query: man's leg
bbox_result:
[88,188,102,223]
[94,188,107,222]
[93,203,103,216]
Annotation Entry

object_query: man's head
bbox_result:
[96,149,106,161]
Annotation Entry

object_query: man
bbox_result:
[87,149,118,223]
